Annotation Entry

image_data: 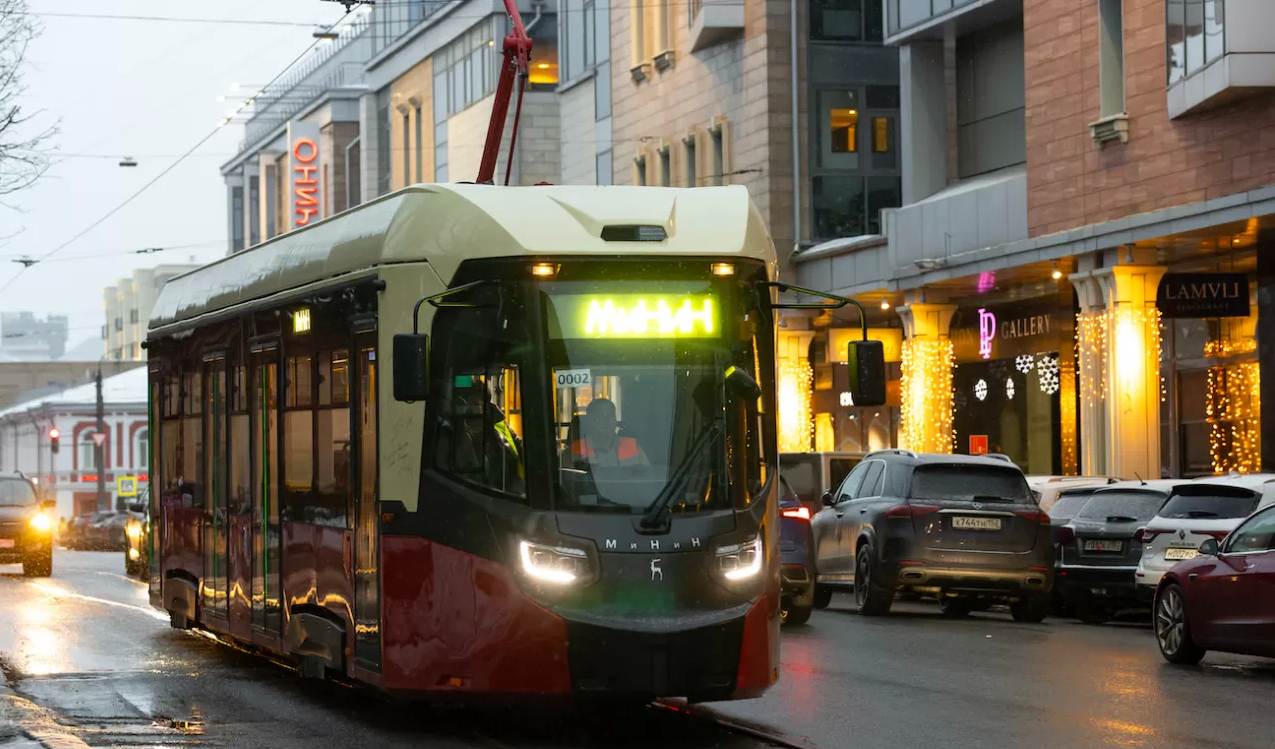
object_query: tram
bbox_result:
[146,182,789,700]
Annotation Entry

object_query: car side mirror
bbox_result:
[846,339,886,407]
[820,491,836,507]
[1198,537,1220,556]
[392,333,430,402]
[40,499,55,511]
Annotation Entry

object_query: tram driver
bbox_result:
[571,398,649,469]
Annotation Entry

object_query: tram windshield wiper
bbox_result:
[640,422,721,532]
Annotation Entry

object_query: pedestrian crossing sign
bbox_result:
[117,475,138,498]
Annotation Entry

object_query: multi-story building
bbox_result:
[0,366,149,517]
[0,312,68,361]
[102,265,200,361]
[795,0,1275,478]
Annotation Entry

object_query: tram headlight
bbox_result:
[518,539,590,585]
[717,536,762,581]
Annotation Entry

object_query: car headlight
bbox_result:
[717,536,763,581]
[126,522,142,540]
[518,539,591,585]
[28,512,54,534]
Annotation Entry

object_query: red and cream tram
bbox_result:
[146,183,792,700]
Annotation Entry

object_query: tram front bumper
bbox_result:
[563,601,769,701]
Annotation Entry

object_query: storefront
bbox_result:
[810,324,903,453]
[948,288,1078,476]
[1158,265,1262,477]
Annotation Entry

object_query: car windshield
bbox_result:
[542,279,770,514]
[0,479,36,507]
[1077,491,1166,523]
[909,464,1032,502]
[1048,493,1093,521]
[1158,491,1258,520]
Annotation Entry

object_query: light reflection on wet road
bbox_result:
[2,551,1274,748]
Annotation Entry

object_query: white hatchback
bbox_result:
[1134,475,1275,596]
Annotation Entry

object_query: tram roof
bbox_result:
[149,183,775,334]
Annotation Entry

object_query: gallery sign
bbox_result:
[286,121,322,230]
[1157,273,1249,318]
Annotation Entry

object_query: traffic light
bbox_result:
[48,427,59,454]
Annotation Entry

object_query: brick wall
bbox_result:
[1025,0,1275,237]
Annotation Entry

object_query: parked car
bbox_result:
[62,512,104,550]
[1028,476,1118,513]
[1135,475,1275,598]
[810,450,1052,622]
[780,451,863,515]
[778,476,815,625]
[124,490,150,579]
[0,473,55,577]
[1055,480,1188,623]
[65,511,127,550]
[1155,503,1275,664]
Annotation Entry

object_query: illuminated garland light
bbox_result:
[974,378,988,402]
[777,359,814,453]
[1059,357,1078,475]
[1015,354,1035,374]
[1076,310,1108,409]
[1207,361,1261,475]
[1006,377,1015,400]
[899,338,954,454]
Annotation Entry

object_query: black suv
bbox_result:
[0,473,55,576]
[810,451,1053,622]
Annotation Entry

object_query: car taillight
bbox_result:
[1055,527,1075,545]
[781,506,811,521]
[1016,510,1050,526]
[885,503,940,518]
[1136,528,1167,544]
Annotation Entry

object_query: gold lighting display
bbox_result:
[778,359,814,453]
[1206,362,1261,474]
[899,337,954,453]
[1076,310,1108,409]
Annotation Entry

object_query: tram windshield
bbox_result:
[541,279,769,515]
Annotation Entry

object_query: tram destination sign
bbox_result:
[1157,273,1249,318]
[548,294,719,339]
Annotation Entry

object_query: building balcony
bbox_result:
[689,0,745,53]
[1166,0,1275,119]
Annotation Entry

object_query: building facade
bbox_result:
[0,367,149,518]
[794,0,1275,478]
[0,312,68,362]
[103,265,200,362]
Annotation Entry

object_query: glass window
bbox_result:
[1076,491,1166,522]
[870,115,895,167]
[1167,0,1186,84]
[1203,0,1224,63]
[284,355,314,511]
[431,287,527,499]
[595,0,610,62]
[710,127,724,185]
[595,61,612,119]
[231,186,244,251]
[1184,0,1204,75]
[79,433,98,472]
[684,137,697,186]
[1159,490,1258,520]
[866,176,901,234]
[138,430,149,469]
[1049,492,1094,523]
[909,464,1032,502]
[813,175,865,239]
[596,149,612,185]
[530,12,560,89]
[1226,507,1275,553]
[658,148,671,186]
[812,0,863,41]
[857,461,884,498]
[837,460,869,501]
[818,90,860,169]
[0,479,35,506]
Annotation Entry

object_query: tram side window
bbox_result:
[431,304,526,499]
[315,350,352,524]
[230,365,251,514]
[161,371,181,501]
[179,371,204,507]
[284,354,316,521]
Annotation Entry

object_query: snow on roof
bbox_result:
[0,365,148,418]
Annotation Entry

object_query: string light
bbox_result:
[1076,310,1108,409]
[899,337,954,453]
[777,359,814,453]
[1207,361,1261,474]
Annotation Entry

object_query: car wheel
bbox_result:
[22,549,52,578]
[1011,595,1050,623]
[939,597,972,617]
[782,603,813,626]
[853,544,892,616]
[1155,584,1205,665]
[813,585,833,610]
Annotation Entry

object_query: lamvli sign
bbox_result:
[1157,273,1249,318]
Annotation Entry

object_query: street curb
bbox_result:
[0,688,92,749]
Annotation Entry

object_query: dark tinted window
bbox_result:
[828,458,858,493]
[0,479,36,506]
[837,460,870,501]
[1159,490,1258,520]
[1048,493,1093,522]
[1226,508,1275,553]
[858,461,884,498]
[1077,491,1166,523]
[780,455,818,504]
[909,464,1031,502]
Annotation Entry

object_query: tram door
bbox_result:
[202,355,228,620]
[251,345,283,636]
[352,329,381,668]
[227,363,254,640]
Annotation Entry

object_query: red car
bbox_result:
[1154,504,1275,664]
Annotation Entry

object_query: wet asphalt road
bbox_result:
[1,552,1274,749]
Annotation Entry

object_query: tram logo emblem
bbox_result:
[650,558,663,582]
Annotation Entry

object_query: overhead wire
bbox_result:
[0,7,359,294]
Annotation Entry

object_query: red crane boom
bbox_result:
[476,0,533,185]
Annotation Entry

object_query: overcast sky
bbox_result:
[1,0,350,349]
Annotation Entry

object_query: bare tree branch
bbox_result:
[0,0,55,197]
